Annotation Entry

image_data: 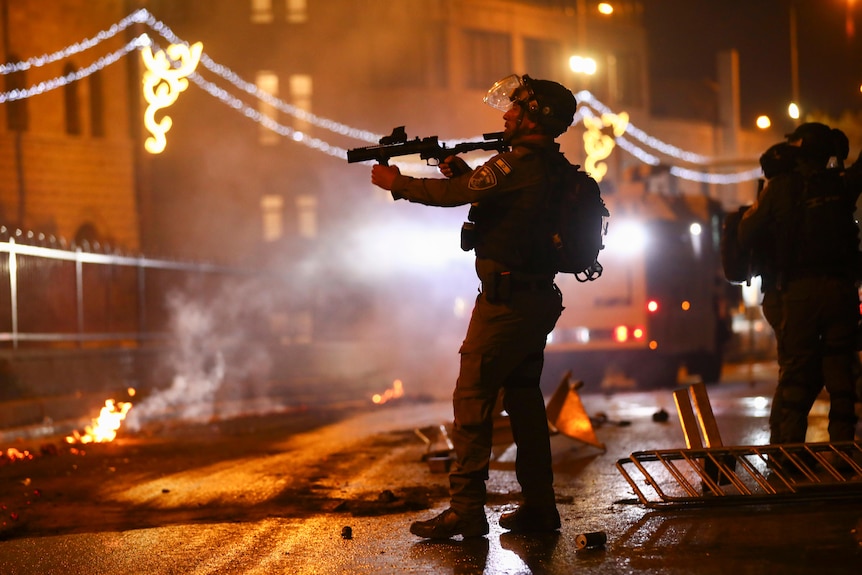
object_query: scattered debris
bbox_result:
[415,424,456,472]
[415,424,454,458]
[590,412,631,428]
[425,455,453,474]
[376,489,396,503]
[576,530,607,550]
[333,487,437,517]
[546,373,607,450]
[652,408,670,423]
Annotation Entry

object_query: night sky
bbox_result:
[642,0,862,124]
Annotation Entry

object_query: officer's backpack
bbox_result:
[784,168,860,279]
[550,164,609,282]
[720,205,758,285]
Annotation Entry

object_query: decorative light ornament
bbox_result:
[141,41,202,154]
[583,111,628,182]
[577,90,710,164]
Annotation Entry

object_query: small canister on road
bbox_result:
[575,531,607,550]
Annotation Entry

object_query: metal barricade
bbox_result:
[617,382,862,508]
[617,441,862,508]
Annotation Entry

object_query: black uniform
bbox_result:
[390,138,564,517]
[739,159,860,443]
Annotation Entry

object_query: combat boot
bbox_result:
[409,508,489,539]
[499,504,561,533]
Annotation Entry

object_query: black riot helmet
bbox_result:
[760,141,801,179]
[785,122,835,163]
[831,128,849,164]
[484,74,577,137]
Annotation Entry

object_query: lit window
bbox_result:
[256,71,279,145]
[286,0,307,23]
[251,0,273,23]
[261,195,284,242]
[290,74,312,133]
[296,194,317,238]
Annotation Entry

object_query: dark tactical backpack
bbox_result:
[720,204,758,285]
[550,163,609,282]
[785,168,860,280]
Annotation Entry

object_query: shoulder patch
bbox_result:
[468,165,498,190]
[493,157,512,175]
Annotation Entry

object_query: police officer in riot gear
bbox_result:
[739,122,860,447]
[371,74,578,539]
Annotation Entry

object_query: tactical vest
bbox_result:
[467,150,557,275]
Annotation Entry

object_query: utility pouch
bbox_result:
[484,272,511,304]
[460,222,476,252]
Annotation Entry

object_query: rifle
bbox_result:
[346,126,509,166]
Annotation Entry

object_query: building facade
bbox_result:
[0,0,141,251]
[0,0,786,405]
[1,0,777,265]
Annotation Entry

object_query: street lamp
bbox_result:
[569,55,597,75]
[756,115,772,130]
[787,102,800,120]
[789,0,800,112]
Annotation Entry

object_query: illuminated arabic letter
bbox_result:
[582,111,629,182]
[141,41,203,154]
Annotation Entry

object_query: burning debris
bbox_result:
[3,448,34,463]
[372,379,404,405]
[0,477,42,535]
[65,399,133,444]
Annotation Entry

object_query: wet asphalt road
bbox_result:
[0,362,861,574]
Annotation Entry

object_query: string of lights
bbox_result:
[189,72,348,160]
[576,90,712,165]
[136,10,383,144]
[0,35,151,104]
[0,9,148,74]
[670,165,763,185]
[615,136,661,166]
[0,8,762,184]
[577,94,762,185]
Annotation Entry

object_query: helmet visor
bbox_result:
[483,74,523,112]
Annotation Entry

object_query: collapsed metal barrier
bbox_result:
[616,382,862,508]
[617,441,862,508]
